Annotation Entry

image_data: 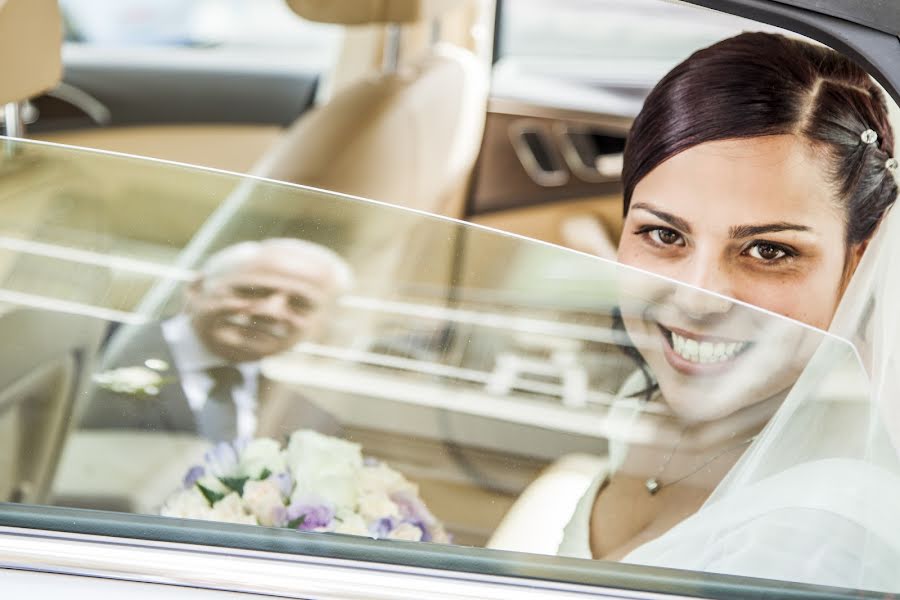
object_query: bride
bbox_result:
[558,32,900,590]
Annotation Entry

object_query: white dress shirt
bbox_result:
[161,315,260,440]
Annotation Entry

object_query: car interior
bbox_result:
[3,0,900,563]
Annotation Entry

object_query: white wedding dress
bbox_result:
[559,202,900,593]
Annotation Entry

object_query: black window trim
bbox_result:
[687,0,900,108]
[770,0,900,37]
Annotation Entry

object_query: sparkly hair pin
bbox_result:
[887,157,899,172]
[861,128,879,144]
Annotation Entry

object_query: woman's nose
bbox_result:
[670,284,733,320]
[670,257,735,319]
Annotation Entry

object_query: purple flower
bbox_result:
[369,516,398,539]
[392,490,439,541]
[272,471,293,497]
[405,519,431,542]
[270,506,289,528]
[286,502,335,531]
[182,465,205,489]
[204,441,239,477]
[392,490,436,525]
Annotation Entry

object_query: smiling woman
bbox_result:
[556,30,900,573]
[618,32,897,329]
[621,136,847,330]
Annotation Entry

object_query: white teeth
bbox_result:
[669,331,746,364]
[684,338,699,360]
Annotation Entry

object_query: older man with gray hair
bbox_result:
[81,238,353,442]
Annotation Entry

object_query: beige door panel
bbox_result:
[471,195,623,256]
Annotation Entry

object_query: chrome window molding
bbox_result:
[0,504,872,600]
[0,526,688,600]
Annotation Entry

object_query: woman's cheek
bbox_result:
[618,240,668,273]
[735,274,833,329]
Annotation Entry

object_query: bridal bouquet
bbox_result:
[160,429,450,543]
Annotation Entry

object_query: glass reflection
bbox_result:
[0,137,857,577]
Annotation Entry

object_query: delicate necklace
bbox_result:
[644,434,757,495]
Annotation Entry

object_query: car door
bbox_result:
[2,0,900,598]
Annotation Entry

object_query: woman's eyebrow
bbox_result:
[630,202,692,233]
[729,222,811,238]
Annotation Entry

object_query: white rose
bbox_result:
[357,491,399,523]
[209,493,258,525]
[387,523,423,542]
[242,479,286,526]
[238,438,286,479]
[93,366,163,394]
[358,463,417,496]
[332,511,369,537]
[161,487,212,520]
[196,475,229,495]
[287,430,362,510]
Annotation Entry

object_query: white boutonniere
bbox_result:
[93,359,176,397]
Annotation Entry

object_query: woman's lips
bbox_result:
[657,324,751,375]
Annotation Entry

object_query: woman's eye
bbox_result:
[648,227,684,246]
[747,242,788,261]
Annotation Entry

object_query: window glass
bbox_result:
[3,0,900,597]
[0,136,887,597]
[494,0,789,111]
[59,0,342,70]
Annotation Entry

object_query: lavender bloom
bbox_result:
[406,519,430,542]
[392,490,440,541]
[286,502,335,531]
[272,471,293,497]
[270,506,289,528]
[369,516,398,539]
[204,441,239,477]
[392,490,436,525]
[182,465,206,489]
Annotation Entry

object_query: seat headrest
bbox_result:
[0,0,63,106]
[286,0,459,25]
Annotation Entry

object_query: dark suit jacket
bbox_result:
[79,323,341,441]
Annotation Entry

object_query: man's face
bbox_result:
[186,251,339,363]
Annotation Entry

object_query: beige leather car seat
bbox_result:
[0,0,62,137]
[0,309,104,505]
[487,453,607,555]
[252,0,489,219]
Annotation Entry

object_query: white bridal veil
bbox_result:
[624,186,900,592]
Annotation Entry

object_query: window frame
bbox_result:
[0,503,878,599]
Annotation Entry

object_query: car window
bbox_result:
[0,135,885,598]
[59,0,343,71]
[493,0,790,112]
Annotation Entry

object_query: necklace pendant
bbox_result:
[645,478,661,495]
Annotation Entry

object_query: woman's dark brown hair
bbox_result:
[622,32,898,245]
